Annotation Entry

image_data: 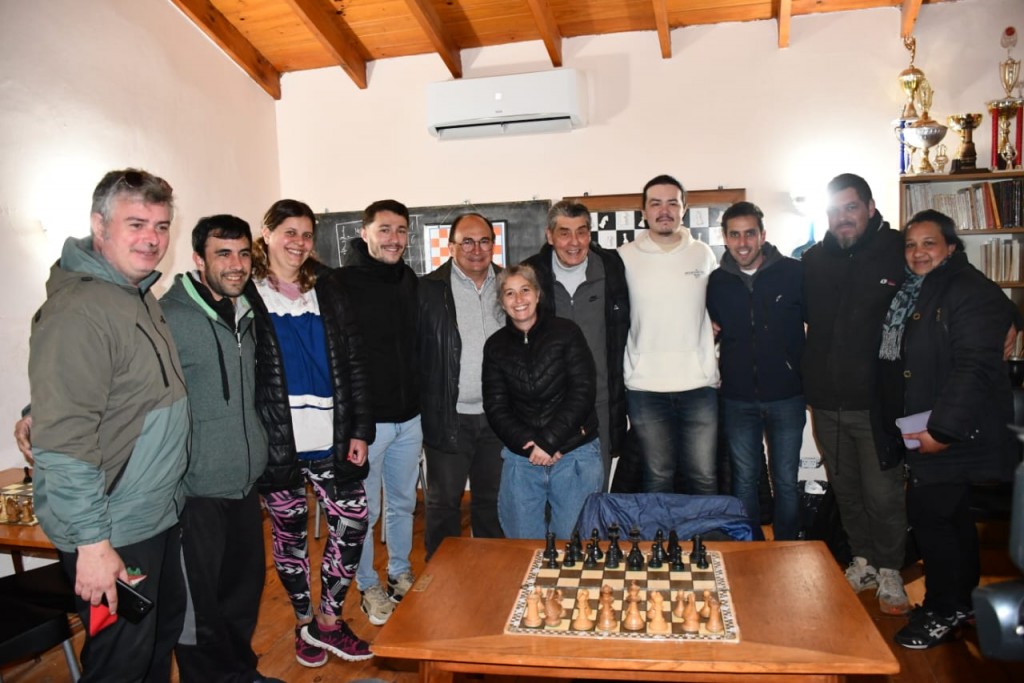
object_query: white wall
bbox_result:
[278,0,1023,255]
[0,0,281,483]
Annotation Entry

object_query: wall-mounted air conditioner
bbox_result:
[426,68,587,140]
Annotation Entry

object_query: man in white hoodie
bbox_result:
[619,175,719,494]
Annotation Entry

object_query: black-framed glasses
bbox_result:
[456,237,494,250]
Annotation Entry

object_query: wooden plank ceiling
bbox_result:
[170,0,938,99]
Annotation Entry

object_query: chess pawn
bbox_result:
[646,590,664,620]
[572,590,595,630]
[683,591,699,622]
[706,597,724,633]
[622,596,645,631]
[672,590,687,619]
[599,584,615,607]
[647,592,670,634]
[699,589,712,619]
[626,580,641,603]
[596,602,617,632]
[523,588,543,627]
[682,609,701,633]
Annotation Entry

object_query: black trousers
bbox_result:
[424,413,504,559]
[60,524,185,683]
[907,479,979,615]
[175,490,266,683]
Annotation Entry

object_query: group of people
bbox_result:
[12,166,1020,682]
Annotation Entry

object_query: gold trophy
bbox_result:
[898,36,926,120]
[903,80,947,174]
[988,27,1022,170]
[947,113,984,172]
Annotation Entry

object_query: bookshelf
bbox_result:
[899,170,1024,287]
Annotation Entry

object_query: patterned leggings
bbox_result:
[263,459,368,621]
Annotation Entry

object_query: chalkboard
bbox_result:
[315,200,552,276]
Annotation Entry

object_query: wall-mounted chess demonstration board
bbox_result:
[505,549,739,643]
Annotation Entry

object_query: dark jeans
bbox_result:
[627,387,718,494]
[60,525,186,683]
[424,413,504,559]
[811,408,906,570]
[176,490,264,683]
[721,395,806,540]
[908,480,978,615]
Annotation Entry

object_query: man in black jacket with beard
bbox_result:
[334,199,420,627]
[524,200,630,489]
[802,173,910,616]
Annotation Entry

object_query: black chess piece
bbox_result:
[697,546,710,570]
[590,528,604,560]
[627,527,644,571]
[692,534,709,570]
[570,529,584,560]
[563,541,577,567]
[583,541,599,569]
[543,531,557,561]
[651,529,667,564]
[607,524,623,566]
[669,544,685,572]
[668,530,681,559]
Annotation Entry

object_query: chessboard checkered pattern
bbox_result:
[505,549,739,642]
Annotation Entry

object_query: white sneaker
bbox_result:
[387,572,415,603]
[876,567,910,615]
[360,585,394,625]
[844,556,880,593]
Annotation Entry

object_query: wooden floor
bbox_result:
[4,493,1023,683]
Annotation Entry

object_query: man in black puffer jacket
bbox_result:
[802,173,909,616]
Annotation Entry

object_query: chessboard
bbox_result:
[505,546,739,643]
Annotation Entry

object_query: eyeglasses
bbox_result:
[455,238,494,250]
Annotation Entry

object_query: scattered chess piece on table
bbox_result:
[523,587,543,627]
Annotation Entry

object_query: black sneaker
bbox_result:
[894,608,961,649]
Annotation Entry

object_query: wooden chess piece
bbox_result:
[544,588,564,626]
[572,589,595,630]
[622,595,645,631]
[705,597,724,633]
[672,590,686,619]
[683,591,699,622]
[523,587,543,627]
[599,584,615,608]
[606,523,623,568]
[590,528,604,560]
[596,601,617,632]
[626,580,641,604]
[699,589,712,619]
[647,591,669,634]
[682,608,701,633]
[562,541,576,567]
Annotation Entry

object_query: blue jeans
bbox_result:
[627,387,718,494]
[497,439,603,540]
[720,395,806,540]
[356,415,422,589]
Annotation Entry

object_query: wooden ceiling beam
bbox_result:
[168,0,281,99]
[652,0,671,59]
[525,0,563,66]
[777,0,792,48]
[403,0,463,79]
[901,0,923,38]
[283,0,367,89]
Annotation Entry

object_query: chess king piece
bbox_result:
[947,113,984,172]
[523,587,543,627]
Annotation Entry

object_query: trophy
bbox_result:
[903,80,947,173]
[988,27,1023,169]
[934,144,949,174]
[898,36,926,120]
[947,113,984,172]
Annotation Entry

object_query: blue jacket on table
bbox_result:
[706,242,805,403]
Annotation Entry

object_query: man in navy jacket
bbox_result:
[707,201,806,540]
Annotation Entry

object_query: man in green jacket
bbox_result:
[161,215,279,683]
[29,168,189,681]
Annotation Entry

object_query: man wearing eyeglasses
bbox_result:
[28,169,189,680]
[418,212,505,560]
[335,199,421,627]
[523,200,630,490]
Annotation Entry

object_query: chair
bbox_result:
[0,563,81,682]
[573,492,757,542]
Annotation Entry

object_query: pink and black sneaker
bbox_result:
[294,625,327,667]
[301,619,373,662]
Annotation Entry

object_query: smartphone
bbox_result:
[101,579,155,624]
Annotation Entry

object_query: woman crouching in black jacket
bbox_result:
[877,209,1016,650]
[482,264,603,540]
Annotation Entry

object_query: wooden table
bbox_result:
[373,538,899,683]
[0,467,56,572]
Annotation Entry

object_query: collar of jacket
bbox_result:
[343,236,410,282]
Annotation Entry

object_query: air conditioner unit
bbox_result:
[426,68,587,140]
